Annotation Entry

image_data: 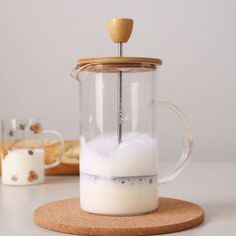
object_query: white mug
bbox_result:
[1,119,64,186]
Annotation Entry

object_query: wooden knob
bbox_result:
[108,18,133,43]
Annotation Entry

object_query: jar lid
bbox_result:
[77,57,162,73]
[77,57,162,66]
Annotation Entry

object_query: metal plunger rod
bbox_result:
[118,43,123,144]
[107,18,133,144]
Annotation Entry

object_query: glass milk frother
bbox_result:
[71,18,193,215]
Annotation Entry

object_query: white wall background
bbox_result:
[0,0,235,161]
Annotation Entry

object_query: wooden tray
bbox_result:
[34,197,204,235]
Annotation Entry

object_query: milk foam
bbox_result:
[80,132,158,177]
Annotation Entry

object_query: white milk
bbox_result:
[2,149,45,185]
[80,132,158,215]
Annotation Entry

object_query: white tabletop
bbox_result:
[0,161,236,236]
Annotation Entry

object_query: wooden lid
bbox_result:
[77,57,162,66]
[76,57,162,73]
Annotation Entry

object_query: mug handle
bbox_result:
[157,101,193,185]
[42,129,64,169]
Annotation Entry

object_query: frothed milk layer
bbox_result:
[2,149,44,185]
[80,132,158,177]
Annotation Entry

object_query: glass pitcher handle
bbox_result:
[42,129,64,169]
[157,101,193,185]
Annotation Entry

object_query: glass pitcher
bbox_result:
[71,18,193,216]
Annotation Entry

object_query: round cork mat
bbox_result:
[34,197,204,236]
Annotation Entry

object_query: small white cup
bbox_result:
[1,119,64,186]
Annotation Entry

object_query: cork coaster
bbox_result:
[34,197,204,235]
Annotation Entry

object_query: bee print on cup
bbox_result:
[11,175,18,182]
[30,123,42,134]
[28,150,34,155]
[1,147,8,159]
[19,124,26,131]
[28,170,38,182]
[8,129,14,137]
